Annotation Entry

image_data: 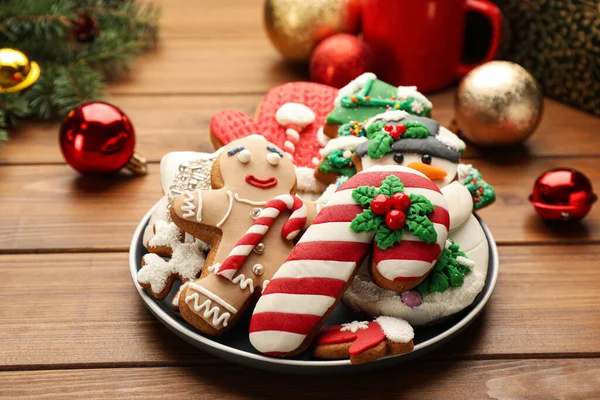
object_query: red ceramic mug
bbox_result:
[361,0,502,92]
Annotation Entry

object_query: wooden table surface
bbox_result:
[1,0,600,398]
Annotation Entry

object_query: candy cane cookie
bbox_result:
[249,165,448,356]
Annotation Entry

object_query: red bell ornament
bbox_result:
[529,168,597,221]
[59,102,147,175]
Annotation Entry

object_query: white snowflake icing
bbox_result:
[340,320,369,333]
[410,101,424,114]
[148,220,182,249]
[138,241,206,294]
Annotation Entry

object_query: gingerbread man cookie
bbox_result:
[313,317,414,364]
[209,82,338,193]
[170,136,317,335]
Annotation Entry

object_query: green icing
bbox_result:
[349,175,437,250]
[326,78,432,125]
[417,240,472,296]
[366,121,431,159]
[460,166,496,210]
[338,121,367,137]
[319,150,356,177]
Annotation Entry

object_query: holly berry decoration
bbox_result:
[350,175,437,250]
[59,102,147,175]
[529,168,597,221]
[72,13,100,43]
[366,121,431,160]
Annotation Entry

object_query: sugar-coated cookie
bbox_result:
[323,73,432,138]
[138,240,207,300]
[313,317,414,364]
[249,165,447,357]
[170,136,318,336]
[209,82,337,193]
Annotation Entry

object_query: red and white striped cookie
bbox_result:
[249,165,448,357]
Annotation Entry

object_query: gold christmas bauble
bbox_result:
[264,0,360,62]
[455,61,543,147]
[0,48,40,93]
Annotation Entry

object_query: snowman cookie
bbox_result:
[323,73,432,138]
[170,136,318,336]
[209,82,338,194]
[341,111,494,326]
[248,166,450,357]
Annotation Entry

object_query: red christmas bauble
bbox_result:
[59,102,143,174]
[529,168,597,221]
[310,33,376,88]
[371,194,392,215]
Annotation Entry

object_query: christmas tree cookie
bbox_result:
[323,73,433,138]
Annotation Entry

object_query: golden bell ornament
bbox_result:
[264,0,360,62]
[454,61,543,147]
[0,48,40,93]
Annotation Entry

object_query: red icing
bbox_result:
[391,192,411,211]
[313,204,365,223]
[371,194,392,215]
[250,312,320,335]
[373,240,442,263]
[210,82,338,168]
[315,322,386,356]
[338,170,441,193]
[262,277,346,297]
[245,174,278,189]
[385,209,406,230]
[287,241,370,262]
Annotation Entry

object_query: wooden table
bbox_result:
[1,0,599,398]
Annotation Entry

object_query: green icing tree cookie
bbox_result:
[460,165,496,210]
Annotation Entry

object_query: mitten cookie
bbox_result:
[210,82,338,193]
[313,317,414,364]
[249,165,447,357]
[170,136,317,336]
[324,73,432,138]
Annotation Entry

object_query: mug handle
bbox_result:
[456,0,503,77]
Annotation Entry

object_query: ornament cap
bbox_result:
[126,152,148,175]
[0,47,40,93]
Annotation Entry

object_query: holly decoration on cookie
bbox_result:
[366,121,430,160]
[416,239,473,295]
[319,149,356,177]
[350,175,437,250]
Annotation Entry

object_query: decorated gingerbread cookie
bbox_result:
[313,317,414,364]
[323,73,432,138]
[170,136,318,335]
[249,165,448,357]
[209,82,338,193]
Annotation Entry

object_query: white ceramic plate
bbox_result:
[130,205,498,373]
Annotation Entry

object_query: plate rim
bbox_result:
[130,202,499,368]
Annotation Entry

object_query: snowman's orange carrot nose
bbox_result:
[407,162,447,181]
